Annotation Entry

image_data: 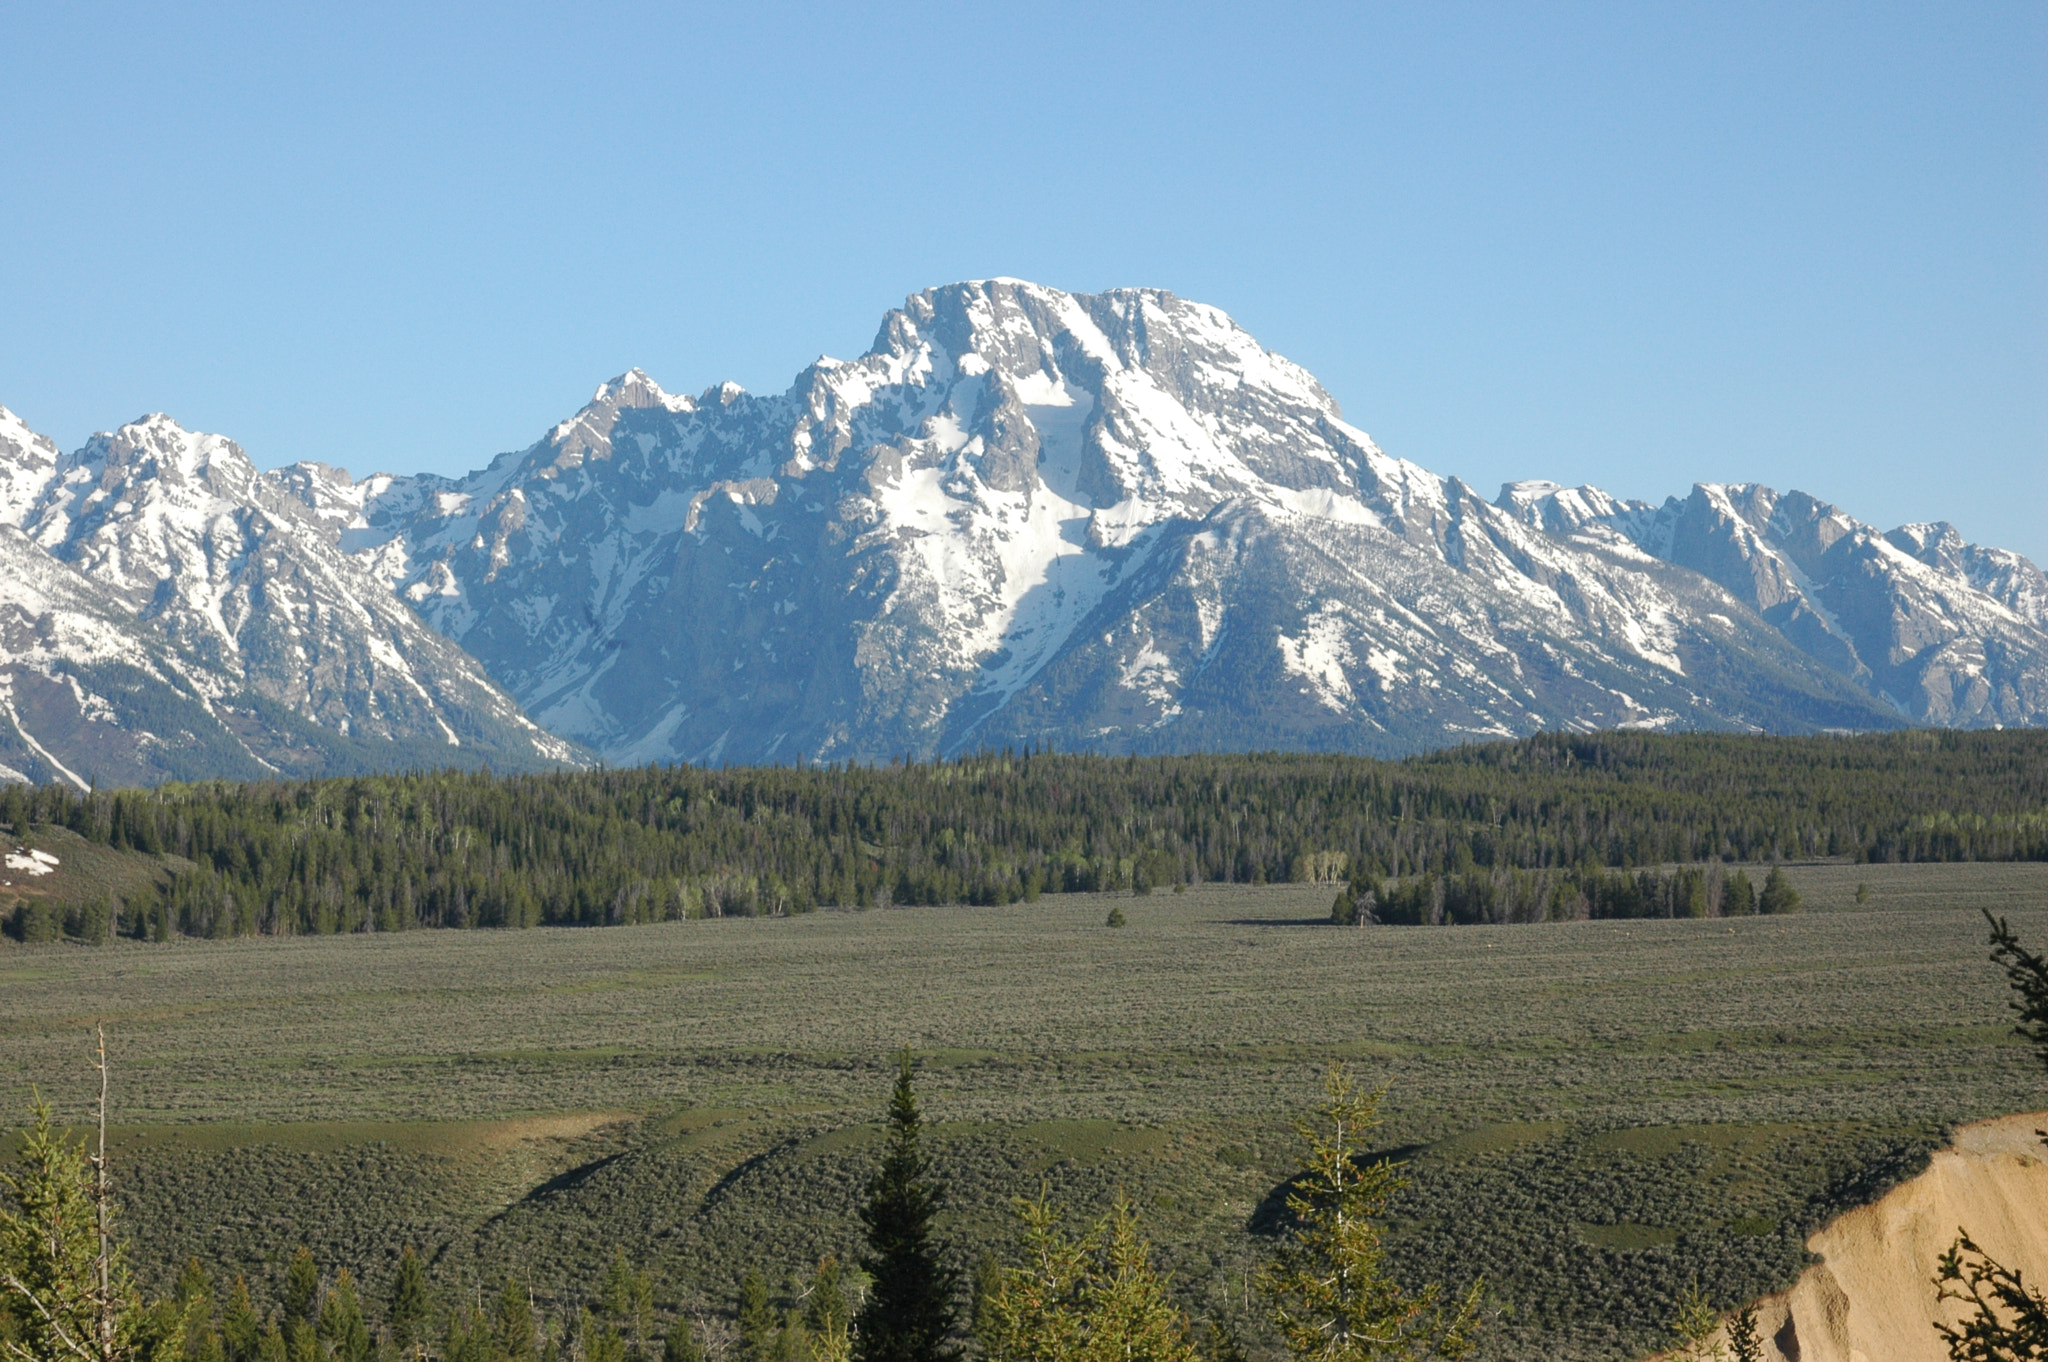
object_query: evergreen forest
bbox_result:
[3,730,2045,942]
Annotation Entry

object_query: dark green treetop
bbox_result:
[854,1055,960,1362]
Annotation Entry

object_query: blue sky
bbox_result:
[4,2,2043,559]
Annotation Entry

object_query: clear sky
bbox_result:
[4,2,2043,560]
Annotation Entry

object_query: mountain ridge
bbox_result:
[0,278,2040,781]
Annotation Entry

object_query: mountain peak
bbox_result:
[0,280,2039,781]
[590,368,691,413]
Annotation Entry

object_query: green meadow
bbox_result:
[3,860,2045,1361]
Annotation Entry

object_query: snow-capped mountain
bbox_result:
[288,280,1997,765]
[0,405,578,786]
[4,279,2039,783]
[1500,480,2048,727]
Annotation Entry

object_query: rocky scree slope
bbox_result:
[0,405,578,787]
[284,279,2032,765]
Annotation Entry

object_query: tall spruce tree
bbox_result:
[854,1055,959,1362]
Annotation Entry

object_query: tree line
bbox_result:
[1331,863,1803,925]
[0,729,2041,943]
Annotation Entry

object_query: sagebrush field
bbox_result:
[3,861,2045,1361]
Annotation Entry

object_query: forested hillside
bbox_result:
[3,730,2044,942]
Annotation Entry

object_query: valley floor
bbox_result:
[2,861,2045,1361]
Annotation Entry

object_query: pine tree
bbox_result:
[1664,1279,1718,1362]
[768,1319,806,1362]
[738,1273,775,1362]
[1260,1066,1481,1362]
[594,1253,650,1357]
[0,1097,134,1362]
[979,1193,1196,1362]
[1721,870,1756,916]
[219,1282,259,1362]
[315,1272,369,1362]
[443,1305,487,1362]
[1757,866,1801,915]
[280,1250,318,1361]
[174,1262,222,1362]
[1726,1306,1763,1362]
[968,1255,1004,1361]
[660,1320,700,1362]
[1932,913,2048,1357]
[979,1194,1086,1362]
[853,1056,959,1362]
[580,1308,627,1362]
[385,1252,430,1360]
[1080,1201,1197,1362]
[493,1280,535,1362]
[802,1259,851,1362]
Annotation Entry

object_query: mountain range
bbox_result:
[0,279,2041,785]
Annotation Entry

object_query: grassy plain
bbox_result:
[2,861,2045,1361]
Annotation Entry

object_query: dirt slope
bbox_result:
[1690,1110,2048,1361]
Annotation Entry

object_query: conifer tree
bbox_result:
[768,1318,806,1362]
[280,1250,318,1362]
[580,1308,627,1362]
[980,1193,1196,1362]
[802,1259,851,1362]
[1082,1201,1196,1362]
[1726,1306,1763,1362]
[661,1320,701,1362]
[853,1056,959,1362]
[174,1262,222,1362]
[595,1253,650,1357]
[968,1255,1004,1362]
[1721,870,1756,916]
[219,1282,259,1362]
[1260,1066,1480,1362]
[385,1252,430,1360]
[1664,1279,1718,1362]
[0,1098,134,1362]
[1757,866,1801,915]
[981,1195,1085,1362]
[737,1273,775,1362]
[493,1280,536,1362]
[315,1272,369,1362]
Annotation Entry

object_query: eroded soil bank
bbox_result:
[1683,1110,2048,1362]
